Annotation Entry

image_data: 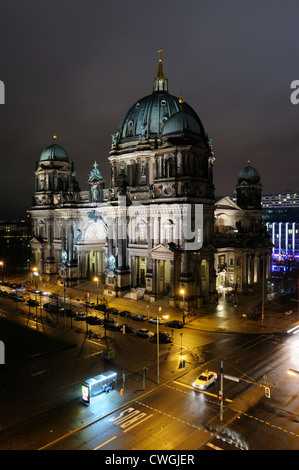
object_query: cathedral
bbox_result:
[28,53,272,309]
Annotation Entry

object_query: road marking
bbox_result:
[136,400,201,431]
[93,435,117,450]
[109,407,153,433]
[206,442,223,450]
[29,369,47,377]
[242,411,299,439]
[123,414,153,433]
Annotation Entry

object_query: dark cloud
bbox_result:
[0,0,299,219]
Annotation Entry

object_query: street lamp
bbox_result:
[0,261,4,282]
[180,289,186,323]
[180,288,185,305]
[33,270,39,329]
[156,307,169,385]
[33,269,39,290]
[93,276,99,305]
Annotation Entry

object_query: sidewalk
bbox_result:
[10,273,299,335]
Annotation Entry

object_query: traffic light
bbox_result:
[265,386,271,398]
[143,367,148,374]
[218,390,223,401]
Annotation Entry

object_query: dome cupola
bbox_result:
[40,134,69,162]
[237,160,262,210]
[162,109,204,137]
[238,161,260,184]
[111,51,205,149]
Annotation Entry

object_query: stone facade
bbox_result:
[28,57,271,309]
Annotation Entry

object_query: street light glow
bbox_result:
[93,276,99,305]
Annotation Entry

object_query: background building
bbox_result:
[262,192,299,271]
[214,162,272,294]
[0,218,31,274]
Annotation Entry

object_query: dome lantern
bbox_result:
[153,48,168,93]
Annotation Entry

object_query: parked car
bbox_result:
[43,303,63,314]
[8,292,18,299]
[136,328,154,338]
[85,301,95,308]
[118,323,134,333]
[132,314,147,321]
[75,313,87,321]
[86,315,102,325]
[13,295,26,302]
[119,310,131,318]
[41,291,51,296]
[103,318,119,329]
[27,299,39,307]
[94,303,106,311]
[165,320,184,329]
[192,370,217,391]
[31,289,41,295]
[106,307,119,315]
[62,308,77,317]
[149,317,164,324]
[49,293,59,299]
[153,332,173,343]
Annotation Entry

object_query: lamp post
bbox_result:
[180,288,186,323]
[156,307,168,385]
[33,267,38,290]
[261,254,265,323]
[0,261,4,282]
[157,307,161,385]
[180,288,185,306]
[33,270,39,329]
[93,276,99,305]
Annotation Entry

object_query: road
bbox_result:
[1,287,299,450]
[37,332,299,451]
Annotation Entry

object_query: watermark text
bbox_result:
[290,80,299,104]
[0,340,4,364]
[0,81,4,104]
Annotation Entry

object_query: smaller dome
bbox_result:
[40,143,69,162]
[162,110,203,137]
[238,162,260,182]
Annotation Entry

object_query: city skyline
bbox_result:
[1,0,299,220]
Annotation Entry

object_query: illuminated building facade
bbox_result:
[28,54,272,306]
[262,192,299,268]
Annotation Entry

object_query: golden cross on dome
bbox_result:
[158,48,163,61]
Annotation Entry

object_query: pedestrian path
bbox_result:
[9,274,299,335]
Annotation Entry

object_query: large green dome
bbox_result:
[113,55,205,145]
[116,92,204,143]
[40,142,69,162]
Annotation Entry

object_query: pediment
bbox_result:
[30,237,44,245]
[215,196,241,211]
[150,243,175,259]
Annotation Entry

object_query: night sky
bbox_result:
[0,0,298,220]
